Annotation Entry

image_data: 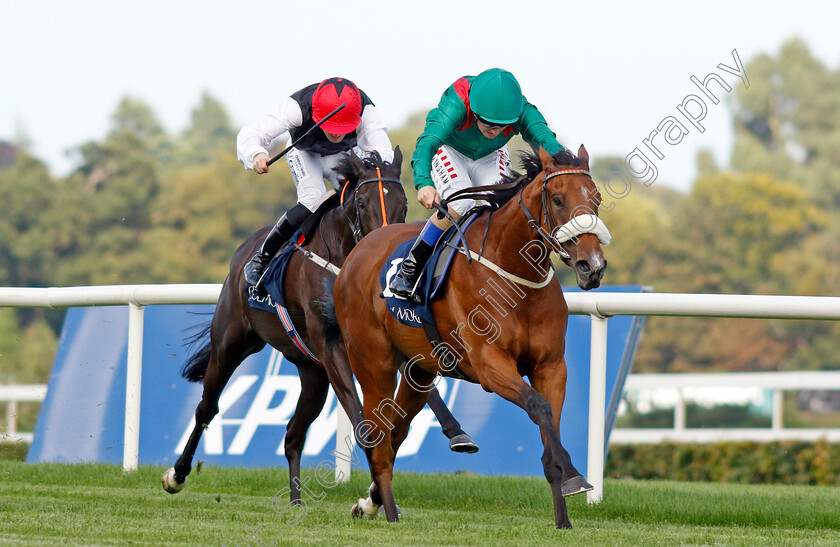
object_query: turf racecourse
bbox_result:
[1,462,838,546]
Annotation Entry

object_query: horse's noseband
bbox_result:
[518,168,597,259]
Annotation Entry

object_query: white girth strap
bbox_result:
[460,250,555,289]
[294,244,342,275]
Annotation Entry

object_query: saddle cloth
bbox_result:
[379,212,480,327]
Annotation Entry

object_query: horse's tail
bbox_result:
[180,319,213,383]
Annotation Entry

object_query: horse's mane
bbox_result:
[333,150,394,189]
[518,148,581,181]
[488,148,581,207]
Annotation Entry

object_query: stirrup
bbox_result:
[244,254,270,287]
[389,266,425,301]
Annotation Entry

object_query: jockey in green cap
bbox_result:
[388,68,565,300]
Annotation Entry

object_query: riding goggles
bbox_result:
[474,114,509,129]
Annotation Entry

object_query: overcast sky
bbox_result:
[2,0,838,192]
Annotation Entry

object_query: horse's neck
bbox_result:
[308,207,355,266]
[475,184,553,280]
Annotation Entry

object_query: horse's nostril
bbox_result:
[576,260,591,274]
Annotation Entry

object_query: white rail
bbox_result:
[0,285,220,471]
[613,371,840,444]
[562,291,840,504]
[2,286,840,502]
[0,384,48,443]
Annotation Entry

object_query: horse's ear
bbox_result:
[391,146,403,177]
[578,144,590,170]
[538,146,554,169]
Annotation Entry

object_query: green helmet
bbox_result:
[469,68,523,124]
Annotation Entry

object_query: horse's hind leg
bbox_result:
[343,338,401,521]
[425,385,479,453]
[164,322,263,493]
[388,366,436,456]
[283,360,330,504]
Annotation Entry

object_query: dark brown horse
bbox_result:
[162,148,476,501]
[333,145,610,528]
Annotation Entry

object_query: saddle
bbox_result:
[243,193,343,365]
[379,211,486,380]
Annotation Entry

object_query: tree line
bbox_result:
[1,38,838,387]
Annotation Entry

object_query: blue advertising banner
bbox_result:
[29,286,645,477]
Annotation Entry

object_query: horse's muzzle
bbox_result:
[575,257,607,290]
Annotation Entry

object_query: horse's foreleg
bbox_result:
[322,343,366,448]
[283,361,330,504]
[474,348,588,528]
[425,385,479,453]
[529,359,592,496]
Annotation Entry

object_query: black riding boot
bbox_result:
[388,238,435,299]
[244,203,311,286]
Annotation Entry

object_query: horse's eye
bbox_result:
[552,196,563,206]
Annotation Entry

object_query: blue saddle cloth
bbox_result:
[244,235,325,365]
[245,241,298,313]
[245,193,341,312]
[380,213,479,327]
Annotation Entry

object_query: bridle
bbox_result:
[518,168,604,260]
[340,167,405,243]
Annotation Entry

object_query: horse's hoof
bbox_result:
[449,433,479,454]
[351,500,363,518]
[351,497,380,519]
[162,467,185,494]
[377,503,403,516]
[560,475,593,497]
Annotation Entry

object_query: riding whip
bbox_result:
[266,103,347,166]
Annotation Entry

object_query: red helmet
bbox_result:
[312,77,363,135]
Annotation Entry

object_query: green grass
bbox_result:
[1,461,839,546]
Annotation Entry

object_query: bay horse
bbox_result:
[333,145,610,528]
[162,147,476,502]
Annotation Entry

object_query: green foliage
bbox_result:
[629,170,834,373]
[0,442,27,461]
[732,37,840,209]
[387,109,426,222]
[0,308,57,384]
[0,154,58,287]
[607,440,840,486]
[173,91,237,167]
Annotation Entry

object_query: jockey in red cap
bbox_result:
[237,77,393,286]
